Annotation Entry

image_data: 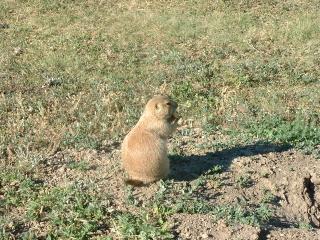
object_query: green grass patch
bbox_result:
[66,160,92,171]
[26,183,110,239]
[244,115,320,152]
[115,211,174,240]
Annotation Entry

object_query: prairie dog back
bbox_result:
[121,95,179,185]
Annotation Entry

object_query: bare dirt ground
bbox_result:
[30,125,320,240]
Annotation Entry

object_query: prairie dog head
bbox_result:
[143,95,178,123]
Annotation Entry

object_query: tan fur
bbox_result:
[121,95,179,185]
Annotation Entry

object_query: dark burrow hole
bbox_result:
[304,177,316,206]
[303,176,319,228]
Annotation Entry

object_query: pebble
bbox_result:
[14,47,23,55]
[201,233,209,239]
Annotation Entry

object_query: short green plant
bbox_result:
[1,172,42,207]
[209,165,223,174]
[26,183,109,239]
[212,203,272,226]
[173,197,213,214]
[245,115,320,151]
[66,160,91,171]
[189,165,224,191]
[173,197,272,226]
[115,212,174,240]
[261,189,277,204]
[236,175,253,188]
[124,185,139,206]
[190,175,207,191]
[298,221,313,230]
[155,180,172,201]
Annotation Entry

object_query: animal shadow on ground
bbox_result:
[169,142,291,181]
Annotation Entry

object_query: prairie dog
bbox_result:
[121,95,179,185]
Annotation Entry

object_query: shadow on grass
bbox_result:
[169,141,291,181]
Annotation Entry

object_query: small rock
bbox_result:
[311,175,320,185]
[14,47,23,55]
[201,233,209,239]
[58,166,66,173]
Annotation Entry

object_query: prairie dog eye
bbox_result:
[166,102,171,106]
